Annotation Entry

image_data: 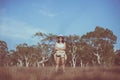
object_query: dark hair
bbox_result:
[57,37,65,43]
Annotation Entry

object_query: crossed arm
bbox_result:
[54,42,66,51]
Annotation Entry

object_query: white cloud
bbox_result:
[31,3,61,17]
[39,9,59,17]
[0,17,46,40]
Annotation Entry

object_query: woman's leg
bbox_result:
[55,57,60,72]
[61,57,65,72]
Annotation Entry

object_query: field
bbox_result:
[0,66,120,80]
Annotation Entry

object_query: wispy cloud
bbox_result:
[39,9,59,17]
[0,17,46,40]
[31,2,61,17]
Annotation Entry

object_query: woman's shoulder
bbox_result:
[55,42,59,45]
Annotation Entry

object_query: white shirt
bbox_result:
[56,42,65,49]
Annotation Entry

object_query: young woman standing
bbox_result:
[54,35,67,72]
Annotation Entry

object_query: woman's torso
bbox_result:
[56,42,65,49]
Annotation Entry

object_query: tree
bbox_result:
[114,50,120,66]
[81,26,117,66]
[7,50,18,66]
[0,40,8,66]
[65,35,81,68]
[77,42,96,67]
[34,32,56,67]
[15,43,42,67]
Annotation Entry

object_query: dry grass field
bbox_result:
[0,66,120,80]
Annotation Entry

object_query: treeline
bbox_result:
[0,26,120,67]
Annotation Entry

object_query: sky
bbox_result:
[0,0,120,51]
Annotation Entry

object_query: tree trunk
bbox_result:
[80,60,83,68]
[72,54,77,68]
[70,45,78,68]
[37,56,48,67]
[94,52,101,64]
[17,59,23,67]
[24,56,29,67]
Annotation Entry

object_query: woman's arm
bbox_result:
[54,42,66,51]
[54,42,59,51]
[62,42,66,50]
[58,42,66,51]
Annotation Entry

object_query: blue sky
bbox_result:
[0,0,120,50]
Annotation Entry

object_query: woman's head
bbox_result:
[57,36,64,43]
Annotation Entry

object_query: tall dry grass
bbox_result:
[0,66,120,80]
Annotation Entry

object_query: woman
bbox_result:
[54,35,67,72]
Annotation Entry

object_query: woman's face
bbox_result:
[58,37,63,42]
